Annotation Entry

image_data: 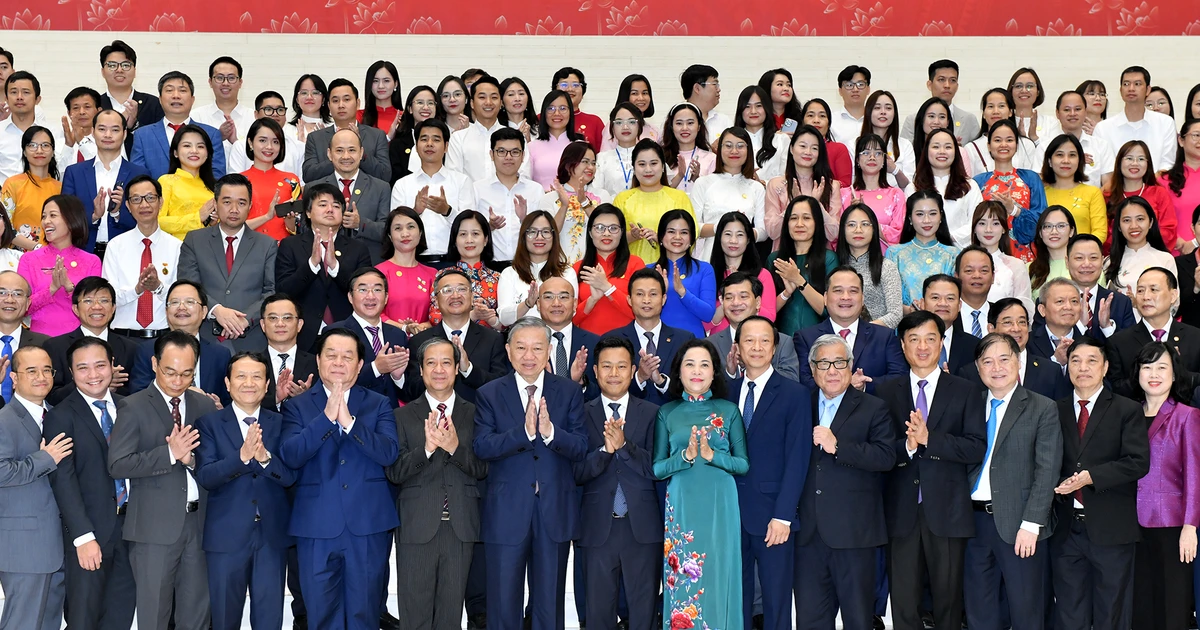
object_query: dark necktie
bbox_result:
[971,310,983,338]
[366,326,383,355]
[1083,290,1093,328]
[225,235,236,274]
[277,353,288,376]
[644,331,657,355]
[1076,400,1090,505]
[553,331,568,378]
[170,396,182,428]
[94,401,126,508]
[742,381,756,428]
[609,402,627,517]
[1153,329,1166,342]
[438,402,450,515]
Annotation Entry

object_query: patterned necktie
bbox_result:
[971,310,983,338]
[438,402,450,514]
[0,335,12,402]
[742,381,756,428]
[366,326,383,355]
[1153,329,1166,342]
[340,178,353,201]
[525,384,538,415]
[609,402,627,517]
[1082,290,1093,328]
[136,238,154,328]
[94,401,127,508]
[644,331,657,355]
[170,396,182,428]
[553,331,568,378]
[277,353,288,376]
[974,398,1004,492]
[224,235,236,274]
[939,343,949,370]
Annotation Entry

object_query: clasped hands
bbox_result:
[524,396,554,440]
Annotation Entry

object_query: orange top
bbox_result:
[0,173,59,245]
[242,166,300,241]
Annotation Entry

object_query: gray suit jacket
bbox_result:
[968,386,1063,544]
[177,225,277,348]
[302,125,391,184]
[0,400,63,574]
[312,171,392,263]
[710,327,800,382]
[386,395,488,545]
[108,387,218,546]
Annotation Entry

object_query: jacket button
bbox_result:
[530,483,536,489]
[533,455,539,461]
[913,480,919,485]
[815,490,822,495]
[340,459,346,465]
[226,290,231,295]
[342,484,348,489]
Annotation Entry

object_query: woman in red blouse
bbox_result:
[358,60,403,139]
[1104,139,1179,253]
[240,118,299,241]
[573,203,645,334]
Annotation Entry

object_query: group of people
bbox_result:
[2,37,1200,630]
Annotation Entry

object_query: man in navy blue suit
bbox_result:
[473,317,588,630]
[958,298,1067,401]
[1066,234,1135,338]
[60,109,145,256]
[130,71,226,180]
[329,267,409,406]
[195,352,296,630]
[1030,278,1098,369]
[131,280,231,405]
[726,316,810,630]
[604,268,694,406]
[279,328,399,630]
[795,266,906,394]
[915,274,979,375]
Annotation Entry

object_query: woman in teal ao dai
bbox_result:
[653,339,749,630]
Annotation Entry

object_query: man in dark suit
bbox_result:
[108,331,219,630]
[956,246,996,339]
[278,328,399,630]
[329,267,410,405]
[130,71,226,179]
[958,298,1068,401]
[1066,234,1135,338]
[44,337,136,630]
[795,266,906,394]
[259,293,317,413]
[710,272,800,382]
[402,268,509,404]
[44,276,138,404]
[275,183,373,352]
[387,337,488,630]
[1029,278,1095,368]
[1106,266,1200,399]
[795,333,896,630]
[603,268,695,406]
[302,78,390,184]
[60,109,146,255]
[963,332,1063,630]
[178,173,278,352]
[725,316,810,630]
[1050,336,1149,630]
[98,39,165,152]
[878,311,987,630]
[195,352,296,630]
[915,274,978,374]
[473,317,588,630]
[0,271,51,404]
[538,276,599,399]
[310,127,392,263]
[130,280,232,405]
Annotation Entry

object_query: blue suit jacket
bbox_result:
[1090,286,1136,338]
[278,385,399,538]
[795,320,906,394]
[131,336,231,405]
[602,322,695,406]
[195,407,296,552]
[60,158,147,252]
[573,395,660,546]
[727,372,811,535]
[473,372,588,544]
[130,120,226,181]
[1027,322,1097,367]
[329,317,408,407]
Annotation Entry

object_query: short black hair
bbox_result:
[734,315,776,345]
[254,90,285,110]
[922,273,961,296]
[629,267,666,294]
[214,172,252,202]
[896,309,945,340]
[827,265,864,290]
[125,173,162,197]
[594,335,635,363]
[5,71,39,97]
[414,117,450,144]
[208,56,242,78]
[680,64,718,100]
[837,65,871,86]
[72,276,115,306]
[721,271,763,298]
[315,327,365,362]
[1067,233,1104,255]
[99,40,136,65]
[1140,266,1179,290]
[552,67,587,94]
[167,279,208,308]
[0,48,12,66]
[348,266,389,295]
[260,293,298,320]
[226,351,269,379]
[974,332,1020,361]
[157,70,194,95]
[1132,342,1193,403]
[154,329,200,362]
[489,126,525,150]
[327,78,358,99]
[928,59,959,80]
[1121,66,1151,86]
[64,86,101,111]
[955,245,993,275]
[470,75,501,100]
[304,182,344,213]
[92,108,127,132]
[667,339,727,399]
[988,298,1027,327]
[1065,335,1107,362]
[245,117,285,165]
[67,337,115,370]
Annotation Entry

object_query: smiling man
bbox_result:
[128,280,233,405]
[61,108,149,256]
[130,70,225,180]
[97,40,164,143]
[301,78,390,183]
[329,267,409,406]
[710,272,799,381]
[955,246,995,338]
[310,127,391,263]
[0,271,49,403]
[390,118,474,264]
[43,276,138,403]
[1104,266,1200,399]
[191,56,254,159]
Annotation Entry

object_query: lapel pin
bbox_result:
[395,270,403,277]
[334,251,342,257]
[354,189,361,195]
[70,260,78,268]
[1175,337,1180,342]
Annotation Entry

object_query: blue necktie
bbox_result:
[94,401,127,508]
[609,403,627,517]
[915,380,929,502]
[973,398,1004,493]
[820,399,835,428]
[1,335,12,402]
[971,311,982,338]
[742,381,756,428]
[939,344,949,369]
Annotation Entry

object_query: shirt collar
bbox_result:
[218,224,247,242]
[746,366,774,390]
[634,320,662,342]
[80,390,115,411]
[600,393,631,415]
[231,404,262,423]
[441,321,468,339]
[819,388,847,407]
[516,370,546,393]
[1073,386,1103,409]
[352,311,382,331]
[425,391,456,415]
[12,394,47,428]
[268,344,298,361]
[911,368,941,391]
[832,319,859,337]
[80,327,109,341]
[154,383,185,408]
[551,323,573,342]
[322,385,352,402]
[95,153,122,171]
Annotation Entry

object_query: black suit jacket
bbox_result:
[387,128,417,186]
[958,351,1068,401]
[264,349,317,413]
[329,316,409,406]
[1027,322,1093,367]
[1054,388,1150,546]
[44,391,126,551]
[945,320,979,375]
[547,326,600,402]
[45,328,139,404]
[401,321,510,404]
[877,372,987,539]
[602,322,695,406]
[99,90,164,154]
[1105,320,1200,399]
[1177,253,1200,327]
[573,395,660,546]
[274,232,373,352]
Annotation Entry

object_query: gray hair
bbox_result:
[1040,276,1081,298]
[808,333,853,368]
[417,337,460,367]
[507,316,552,343]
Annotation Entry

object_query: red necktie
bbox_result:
[1075,400,1090,504]
[136,238,154,328]
[1083,290,1093,328]
[225,235,236,274]
[340,178,353,201]
[76,151,85,163]
[838,329,850,340]
[167,122,182,137]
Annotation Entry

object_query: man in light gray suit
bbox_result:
[963,332,1063,630]
[311,127,393,263]
[178,172,277,352]
[712,271,800,382]
[302,78,390,184]
[0,346,72,630]
[108,331,219,630]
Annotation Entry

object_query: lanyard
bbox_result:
[616,148,632,186]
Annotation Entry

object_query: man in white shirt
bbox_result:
[472,127,544,263]
[901,60,980,144]
[1092,66,1178,171]
[58,87,102,167]
[102,175,181,338]
[0,71,45,183]
[225,91,304,178]
[191,56,254,160]
[447,76,528,184]
[392,118,473,263]
[681,64,731,146]
[1055,90,1114,188]
[831,65,871,146]
[956,246,994,338]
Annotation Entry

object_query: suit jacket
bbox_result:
[265,349,317,413]
[0,399,63,573]
[1179,253,1200,326]
[178,225,278,346]
[602,322,695,406]
[1106,321,1200,399]
[795,320,906,394]
[45,328,139,404]
[302,125,391,185]
[473,372,588,544]
[727,372,811,536]
[131,336,232,405]
[387,128,417,185]
[61,158,147,252]
[278,385,399,538]
[44,392,127,553]
[1054,388,1149,546]
[958,351,1067,402]
[386,395,487,544]
[573,395,660,547]
[275,231,373,352]
[16,328,50,350]
[329,316,408,405]
[108,387,218,545]
[945,320,979,375]
[311,171,392,263]
[546,326,600,402]
[967,386,1063,544]
[195,407,296,552]
[1027,322,1094,366]
[877,373,987,539]
[99,90,164,154]
[797,387,896,549]
[1087,285,1137,338]
[401,321,510,404]
[1139,399,1200,528]
[709,327,801,382]
[130,119,226,180]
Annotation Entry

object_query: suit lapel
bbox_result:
[589,401,608,437]
[828,389,860,435]
[750,376,778,437]
[1149,399,1174,440]
[74,393,110,449]
[223,408,245,448]
[10,402,41,444]
[145,388,175,432]
[994,387,1027,451]
[924,376,949,432]
[1079,389,1110,452]
[851,324,867,366]
[153,125,170,164]
[183,391,208,426]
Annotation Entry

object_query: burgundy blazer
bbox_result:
[1138,399,1200,528]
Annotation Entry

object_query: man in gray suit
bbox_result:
[302,78,390,183]
[311,127,392,263]
[108,330,219,630]
[963,332,1063,630]
[0,346,72,630]
[711,271,800,382]
[178,172,277,352]
[387,337,488,630]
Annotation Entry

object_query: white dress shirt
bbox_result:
[516,371,553,443]
[905,176,983,248]
[737,365,774,416]
[1111,243,1176,299]
[440,322,475,377]
[972,387,1015,502]
[446,120,531,184]
[830,106,864,147]
[0,326,23,350]
[231,403,270,465]
[391,166,474,255]
[1078,133,1115,189]
[689,173,767,261]
[1093,109,1178,171]
[831,319,860,350]
[0,118,28,184]
[58,134,99,169]
[908,368,942,458]
[192,102,255,160]
[157,385,200,502]
[1077,285,1118,338]
[961,300,991,338]
[496,263,579,326]
[352,312,405,387]
[595,145,635,196]
[102,227,182,330]
[987,250,1035,316]
[704,110,733,147]
[548,324,574,378]
[599,392,630,451]
[267,344,297,378]
[92,155,126,243]
[472,175,547,261]
[12,393,46,430]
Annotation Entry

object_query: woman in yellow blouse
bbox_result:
[157,123,216,240]
[1042,134,1107,242]
[613,138,694,262]
[0,125,61,251]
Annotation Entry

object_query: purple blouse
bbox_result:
[17,243,103,336]
[1138,399,1200,528]
[528,132,575,191]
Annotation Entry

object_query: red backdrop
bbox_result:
[5,0,1195,35]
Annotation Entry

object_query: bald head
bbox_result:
[327,128,363,177]
[537,276,577,329]
[0,271,31,329]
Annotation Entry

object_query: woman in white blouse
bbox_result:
[906,128,983,248]
[861,90,913,188]
[970,200,1034,315]
[496,209,579,326]
[964,88,1044,175]
[595,103,643,196]
[541,141,609,265]
[286,74,331,143]
[0,204,23,272]
[733,85,789,181]
[1007,68,1061,145]
[691,128,766,262]
[1105,196,1176,298]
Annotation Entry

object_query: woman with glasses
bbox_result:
[661,103,715,194]
[286,74,330,145]
[541,141,605,265]
[837,202,903,326]
[157,124,217,240]
[1166,120,1200,255]
[18,195,101,336]
[496,210,577,326]
[1146,86,1175,120]
[1078,80,1109,135]
[428,210,500,328]
[377,207,436,332]
[841,134,907,247]
[605,74,659,148]
[1007,68,1061,145]
[691,128,766,262]
[886,190,960,307]
[733,85,789,181]
[436,75,472,133]
[240,118,299,241]
[1043,133,1108,242]
[861,90,914,188]
[971,119,1048,262]
[651,209,716,338]
[613,139,694,263]
[1028,206,1076,301]
[529,90,582,190]
[573,204,645,334]
[387,85,440,185]
[1105,140,1179,253]
[0,125,60,252]
[595,103,643,195]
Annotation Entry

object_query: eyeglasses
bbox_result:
[441,90,465,100]
[24,142,52,151]
[591,224,622,235]
[413,99,437,108]
[699,81,720,88]
[812,359,851,370]
[80,297,113,307]
[525,228,554,238]
[612,118,639,127]
[540,292,573,302]
[0,289,27,299]
[353,287,386,296]
[18,367,55,378]
[166,298,201,309]
[103,61,134,72]
[858,150,884,158]
[258,106,287,116]
[162,368,195,380]
[1012,82,1038,92]
[840,81,868,91]
[437,285,470,296]
[1185,132,1200,142]
[493,148,524,158]
[297,89,322,98]
[212,74,240,84]
[264,314,296,323]
[577,158,596,167]
[721,142,748,151]
[1122,155,1148,163]
[545,105,570,114]
[1084,91,1107,98]
[1041,223,1071,233]
[128,194,160,205]
[557,82,583,90]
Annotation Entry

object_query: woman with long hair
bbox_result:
[908,128,983,248]
[528,90,582,190]
[764,125,843,247]
[606,74,659,147]
[965,88,1045,175]
[428,210,501,328]
[377,207,437,331]
[436,75,472,132]
[499,76,539,142]
[595,103,643,195]
[496,209,578,326]
[0,125,60,251]
[541,141,605,265]
[691,127,766,262]
[650,209,716,338]
[734,85,789,181]
[1166,119,1200,254]
[971,119,1048,262]
[1077,79,1109,134]
[860,90,914,188]
[661,102,715,193]
[0,203,23,271]
[1104,139,1179,253]
[573,204,645,333]
[885,190,960,306]
[709,211,776,330]
[836,202,904,326]
[286,74,330,143]
[613,138,694,262]
[1042,133,1107,242]
[358,60,403,137]
[387,85,440,185]
[1007,68,1061,144]
[758,69,804,130]
[1028,205,1076,300]
[1104,196,1174,295]
[970,200,1034,314]
[800,98,852,186]
[1146,86,1174,120]
[840,133,907,247]
[158,124,216,240]
[1183,84,1200,123]
[767,195,838,334]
